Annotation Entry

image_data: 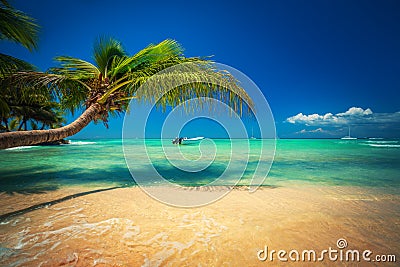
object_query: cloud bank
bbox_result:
[295,128,328,134]
[286,107,400,126]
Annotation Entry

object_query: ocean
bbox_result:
[1,138,399,193]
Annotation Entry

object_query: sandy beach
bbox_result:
[0,185,399,266]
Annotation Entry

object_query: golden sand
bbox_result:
[0,185,399,266]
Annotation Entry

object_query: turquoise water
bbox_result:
[0,139,399,194]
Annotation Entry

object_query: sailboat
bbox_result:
[250,126,257,140]
[341,126,357,140]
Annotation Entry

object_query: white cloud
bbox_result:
[311,127,325,132]
[286,107,400,126]
[287,113,323,124]
[337,107,373,116]
[296,128,327,134]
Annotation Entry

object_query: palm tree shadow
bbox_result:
[0,186,127,222]
[3,185,61,195]
[0,165,134,195]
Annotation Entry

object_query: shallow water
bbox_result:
[0,138,399,193]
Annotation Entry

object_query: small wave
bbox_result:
[69,141,96,145]
[365,140,398,144]
[368,144,400,148]
[5,146,36,150]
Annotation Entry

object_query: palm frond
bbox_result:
[99,44,199,104]
[93,36,125,76]
[1,1,10,7]
[0,2,39,51]
[100,59,253,116]
[10,71,66,90]
[8,118,18,130]
[0,53,36,77]
[108,39,184,80]
[108,55,134,80]
[7,71,88,114]
[0,74,53,116]
[133,62,253,115]
[130,39,184,68]
[51,56,100,80]
[0,95,10,117]
[57,79,89,114]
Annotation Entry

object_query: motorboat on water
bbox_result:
[172,136,205,145]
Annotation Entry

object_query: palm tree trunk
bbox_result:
[0,103,101,149]
[3,119,9,131]
[18,117,25,131]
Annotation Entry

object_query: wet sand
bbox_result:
[0,185,399,266]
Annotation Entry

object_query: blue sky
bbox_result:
[1,0,399,138]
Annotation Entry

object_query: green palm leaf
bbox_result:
[0,53,36,77]
[108,39,184,80]
[93,36,125,76]
[133,63,252,115]
[8,71,88,114]
[0,1,39,51]
[51,56,100,80]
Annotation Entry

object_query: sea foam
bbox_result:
[5,146,36,150]
[68,141,96,145]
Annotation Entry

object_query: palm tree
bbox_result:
[0,37,253,149]
[0,0,42,132]
[1,97,65,132]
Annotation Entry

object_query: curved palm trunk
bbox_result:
[0,103,101,149]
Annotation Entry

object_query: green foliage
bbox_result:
[30,120,38,130]
[93,36,125,76]
[0,0,65,133]
[0,0,39,51]
[8,37,253,128]
[0,81,65,132]
[8,118,18,130]
[51,56,99,80]
[0,53,35,77]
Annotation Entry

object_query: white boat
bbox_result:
[172,137,205,144]
[341,136,357,140]
[182,137,204,144]
[341,126,357,140]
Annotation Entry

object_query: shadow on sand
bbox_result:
[0,186,127,222]
[0,165,134,195]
